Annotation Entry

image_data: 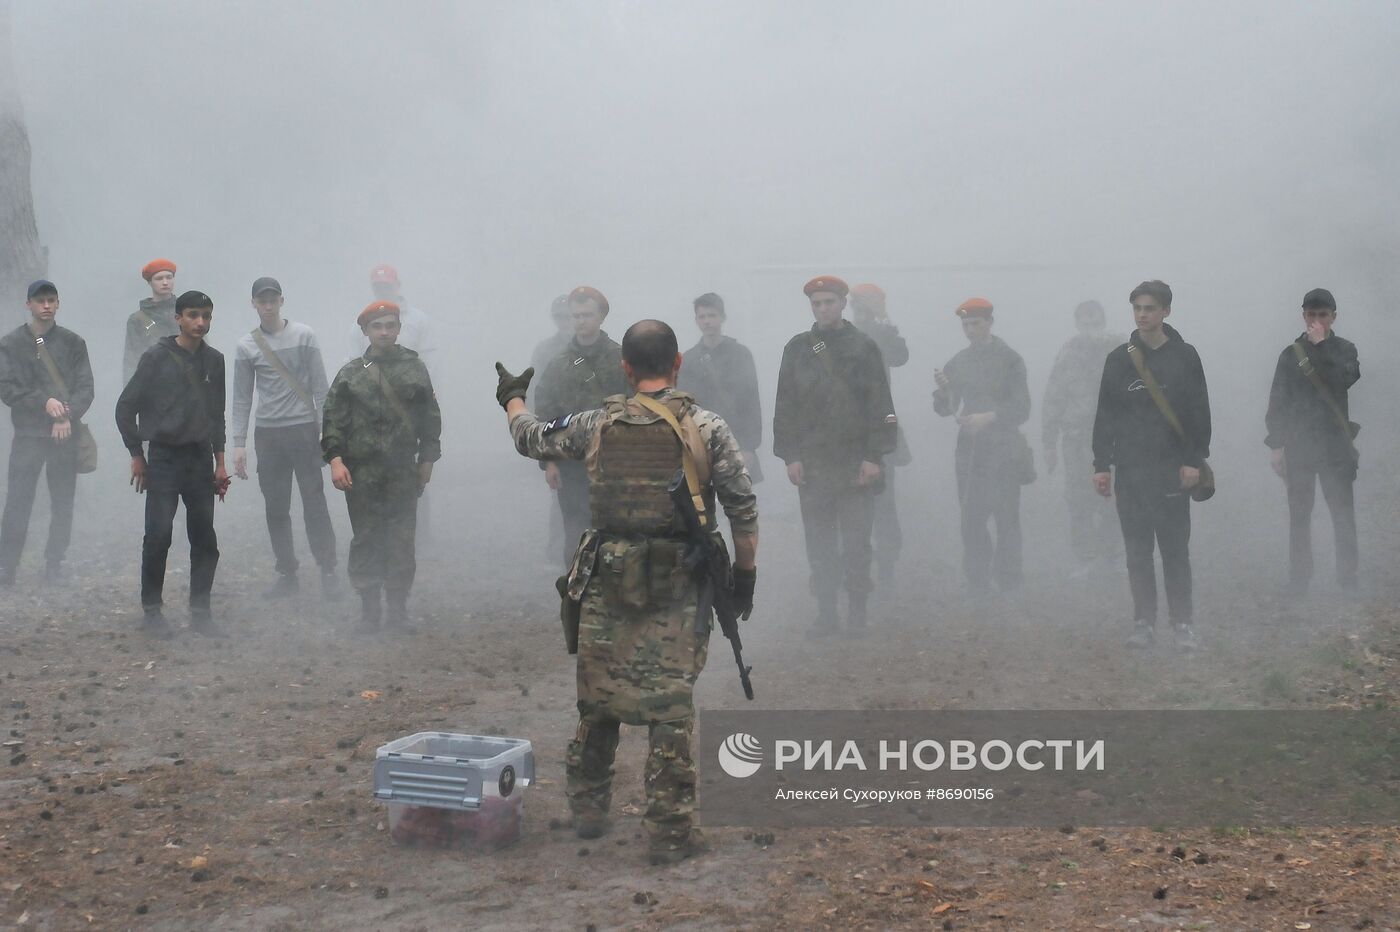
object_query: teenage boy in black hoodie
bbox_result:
[115,291,229,639]
[1092,280,1210,651]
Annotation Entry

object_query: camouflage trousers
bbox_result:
[566,573,708,850]
[344,464,419,592]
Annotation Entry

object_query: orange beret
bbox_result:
[142,258,177,281]
[851,283,885,301]
[370,264,399,285]
[804,276,849,298]
[357,300,400,328]
[956,297,994,318]
[569,285,609,315]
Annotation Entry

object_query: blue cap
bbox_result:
[26,280,57,299]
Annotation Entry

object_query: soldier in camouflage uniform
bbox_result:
[1041,300,1124,575]
[534,286,628,566]
[496,319,758,865]
[322,300,441,633]
[774,276,897,636]
[850,283,911,588]
[123,259,180,386]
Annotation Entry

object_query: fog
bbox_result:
[7,0,1400,656]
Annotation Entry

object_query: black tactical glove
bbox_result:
[494,362,534,409]
[732,566,756,620]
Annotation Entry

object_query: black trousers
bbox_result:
[955,435,1023,590]
[1285,459,1357,587]
[556,460,591,569]
[142,442,219,613]
[0,435,78,570]
[1115,473,1191,624]
[254,423,336,575]
[798,468,876,602]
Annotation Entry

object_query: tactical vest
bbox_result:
[586,392,712,537]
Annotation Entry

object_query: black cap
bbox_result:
[550,294,570,318]
[251,276,282,297]
[176,290,214,313]
[26,280,57,299]
[1302,287,1335,310]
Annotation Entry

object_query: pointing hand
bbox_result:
[494,363,534,409]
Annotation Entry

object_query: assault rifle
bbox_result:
[668,470,755,700]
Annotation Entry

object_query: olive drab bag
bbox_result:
[1126,344,1214,502]
[34,335,97,474]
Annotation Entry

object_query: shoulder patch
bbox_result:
[543,413,577,434]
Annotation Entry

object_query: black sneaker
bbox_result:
[46,561,67,583]
[189,612,229,639]
[140,611,175,640]
[262,574,299,599]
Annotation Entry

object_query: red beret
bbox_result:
[142,258,177,281]
[851,283,885,301]
[956,297,994,319]
[803,276,849,298]
[357,300,401,328]
[569,285,609,315]
[370,264,399,285]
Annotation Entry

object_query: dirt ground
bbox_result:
[3,460,1400,931]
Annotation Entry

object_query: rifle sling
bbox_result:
[634,393,709,528]
[250,327,316,415]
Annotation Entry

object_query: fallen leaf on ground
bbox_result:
[359,690,381,700]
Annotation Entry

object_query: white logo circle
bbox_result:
[717,732,763,778]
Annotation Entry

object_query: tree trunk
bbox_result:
[0,0,47,305]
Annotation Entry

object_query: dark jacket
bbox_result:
[855,317,909,371]
[0,324,95,438]
[1264,332,1359,469]
[1092,324,1210,480]
[535,332,627,421]
[773,320,897,466]
[115,336,227,455]
[933,335,1030,427]
[123,296,179,385]
[678,336,763,451]
[527,329,572,408]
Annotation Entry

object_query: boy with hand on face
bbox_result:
[115,290,229,639]
[1264,288,1360,597]
[322,301,441,634]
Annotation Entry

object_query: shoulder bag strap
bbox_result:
[1290,341,1358,444]
[633,393,710,527]
[1126,344,1188,443]
[369,360,416,435]
[250,328,315,414]
[33,335,71,403]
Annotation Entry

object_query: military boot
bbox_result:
[385,589,416,633]
[356,586,383,635]
[572,810,610,840]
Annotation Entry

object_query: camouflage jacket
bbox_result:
[123,296,179,385]
[322,345,441,468]
[534,332,627,421]
[511,387,758,536]
[1041,331,1124,447]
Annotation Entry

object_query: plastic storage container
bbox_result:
[373,732,534,851]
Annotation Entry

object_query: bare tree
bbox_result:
[0,0,47,304]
